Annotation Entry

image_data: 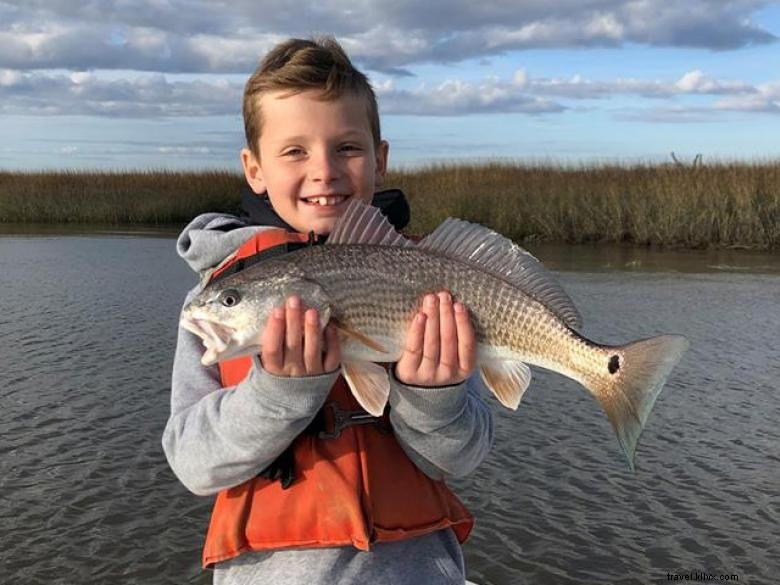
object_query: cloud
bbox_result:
[0,68,774,119]
[156,145,212,154]
[376,69,763,116]
[376,78,566,115]
[615,78,780,121]
[713,81,780,112]
[0,70,242,116]
[524,70,757,99]
[0,0,775,73]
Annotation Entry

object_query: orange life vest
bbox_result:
[201,228,474,568]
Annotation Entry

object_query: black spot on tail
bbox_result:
[608,354,620,374]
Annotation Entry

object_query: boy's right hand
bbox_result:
[260,295,341,377]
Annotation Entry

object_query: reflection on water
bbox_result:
[527,241,780,275]
[0,234,778,584]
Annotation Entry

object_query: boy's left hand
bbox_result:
[395,291,477,387]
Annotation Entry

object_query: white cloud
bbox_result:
[0,1,775,73]
[0,68,773,119]
[674,70,752,94]
[713,81,780,112]
[0,70,242,116]
[0,69,24,86]
[376,78,565,115]
[512,70,528,89]
[157,145,212,154]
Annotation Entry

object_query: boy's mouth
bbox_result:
[301,194,349,207]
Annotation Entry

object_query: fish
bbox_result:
[181,199,689,469]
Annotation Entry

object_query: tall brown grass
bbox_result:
[0,170,244,225]
[1,161,778,249]
[393,161,780,250]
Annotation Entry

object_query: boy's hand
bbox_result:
[260,295,341,377]
[395,291,477,387]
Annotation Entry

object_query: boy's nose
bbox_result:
[308,151,341,183]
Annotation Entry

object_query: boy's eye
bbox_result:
[282,148,305,157]
[339,144,362,154]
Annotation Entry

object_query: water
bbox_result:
[1,233,778,584]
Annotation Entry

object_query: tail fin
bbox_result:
[585,335,689,471]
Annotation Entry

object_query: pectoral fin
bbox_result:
[479,360,532,410]
[342,361,390,416]
[331,319,389,354]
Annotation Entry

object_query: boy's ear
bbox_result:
[374,140,389,187]
[241,147,266,194]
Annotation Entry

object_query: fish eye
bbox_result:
[219,289,241,308]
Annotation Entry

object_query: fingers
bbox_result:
[420,293,440,376]
[438,291,458,371]
[260,306,286,373]
[303,308,323,373]
[400,308,427,370]
[454,301,477,375]
[396,291,477,387]
[322,324,342,373]
[260,296,340,377]
[284,296,303,372]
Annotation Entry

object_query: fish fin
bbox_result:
[479,360,532,410]
[342,361,390,416]
[327,199,414,248]
[585,335,689,471]
[419,218,582,330]
[331,320,389,354]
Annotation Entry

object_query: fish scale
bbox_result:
[281,244,592,380]
[181,200,688,468]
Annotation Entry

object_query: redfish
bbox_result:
[181,200,688,469]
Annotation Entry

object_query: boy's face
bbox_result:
[241,90,389,235]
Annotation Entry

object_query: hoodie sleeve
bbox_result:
[387,371,494,480]
[163,214,340,496]
[162,290,339,496]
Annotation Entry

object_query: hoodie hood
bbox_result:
[177,187,411,275]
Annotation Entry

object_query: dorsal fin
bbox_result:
[419,218,582,330]
[328,199,412,248]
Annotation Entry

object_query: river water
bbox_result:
[0,233,778,585]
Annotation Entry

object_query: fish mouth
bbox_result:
[180,316,238,366]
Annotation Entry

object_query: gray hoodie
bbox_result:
[162,212,494,585]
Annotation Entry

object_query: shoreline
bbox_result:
[1,221,776,249]
[3,225,777,275]
[2,162,779,250]
[0,221,777,253]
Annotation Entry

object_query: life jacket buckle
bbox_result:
[318,401,388,439]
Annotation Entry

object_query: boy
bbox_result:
[162,37,493,585]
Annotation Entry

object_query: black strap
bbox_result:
[257,402,390,490]
[209,236,322,286]
[257,447,296,489]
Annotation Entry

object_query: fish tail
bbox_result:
[584,335,688,471]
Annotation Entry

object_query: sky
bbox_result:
[1,0,779,170]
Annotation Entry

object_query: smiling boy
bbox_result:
[242,88,388,236]
[163,37,493,585]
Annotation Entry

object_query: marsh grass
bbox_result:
[392,161,780,250]
[1,161,779,249]
[0,170,244,224]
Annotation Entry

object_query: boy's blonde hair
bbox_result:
[243,36,381,158]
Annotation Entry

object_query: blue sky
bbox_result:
[1,1,779,170]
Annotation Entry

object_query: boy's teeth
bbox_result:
[307,196,344,206]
